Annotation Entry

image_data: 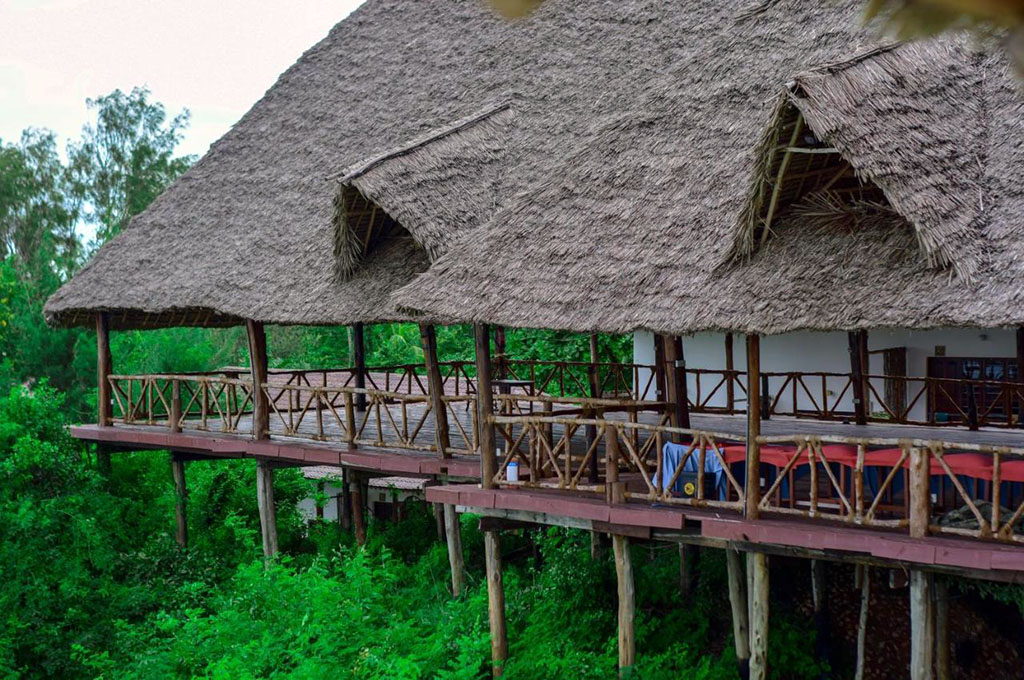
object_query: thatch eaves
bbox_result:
[333,102,515,280]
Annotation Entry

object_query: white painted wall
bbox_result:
[634,328,1017,422]
[297,481,345,522]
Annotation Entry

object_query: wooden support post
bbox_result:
[605,423,621,503]
[811,560,831,668]
[353,322,367,412]
[679,544,693,597]
[170,380,182,433]
[855,565,870,680]
[726,546,751,680]
[909,447,931,539]
[96,312,112,426]
[745,335,762,520]
[494,326,507,381]
[587,333,600,483]
[671,336,691,430]
[909,570,935,680]
[475,323,497,488]
[934,578,950,680]
[849,331,868,425]
[1017,327,1024,428]
[339,467,352,530]
[433,502,446,542]
[171,455,188,548]
[484,530,508,676]
[475,323,506,674]
[654,334,668,403]
[420,324,451,457]
[725,332,736,412]
[246,320,269,441]
[350,472,367,546]
[748,552,769,680]
[256,459,278,558]
[443,503,465,597]
[613,533,636,675]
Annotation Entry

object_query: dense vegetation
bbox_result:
[5,85,1020,679]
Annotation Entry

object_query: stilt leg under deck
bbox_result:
[855,565,870,680]
[748,552,769,680]
[613,534,636,676]
[726,546,751,680]
[171,456,188,549]
[350,474,367,547]
[484,530,507,676]
[910,570,935,680]
[935,579,951,680]
[256,459,278,558]
[444,503,465,597]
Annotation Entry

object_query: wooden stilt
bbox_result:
[748,552,769,680]
[484,530,508,676]
[590,531,603,560]
[935,578,950,680]
[170,380,182,433]
[726,546,751,680]
[350,473,367,546]
[855,565,870,680]
[353,322,366,412]
[811,560,831,667]
[671,336,691,430]
[339,468,352,530]
[171,455,188,548]
[475,323,507,674]
[443,503,465,597]
[746,335,762,519]
[475,323,497,488]
[679,544,693,596]
[613,534,636,675]
[493,326,507,381]
[848,331,868,425]
[433,502,446,542]
[909,570,935,680]
[246,320,269,441]
[96,313,113,474]
[256,459,278,558]
[725,333,736,412]
[420,324,451,457]
[654,334,667,403]
[587,332,600,483]
[909,447,931,539]
[96,312,112,426]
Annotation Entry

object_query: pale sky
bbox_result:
[0,0,365,158]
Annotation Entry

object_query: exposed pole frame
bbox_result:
[96,312,112,426]
[256,458,279,558]
[725,333,736,412]
[672,336,691,430]
[246,320,269,441]
[587,332,600,483]
[419,324,451,457]
[848,330,868,425]
[352,322,367,412]
[493,326,507,381]
[745,334,762,519]
[474,322,507,675]
[171,454,188,548]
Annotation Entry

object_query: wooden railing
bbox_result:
[757,434,1024,543]
[487,404,1024,544]
[108,373,256,434]
[262,383,476,455]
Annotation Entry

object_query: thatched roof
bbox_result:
[46,0,1024,335]
[45,0,530,329]
[395,33,1024,335]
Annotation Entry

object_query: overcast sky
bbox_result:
[0,0,365,158]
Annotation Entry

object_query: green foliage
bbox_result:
[68,87,195,246]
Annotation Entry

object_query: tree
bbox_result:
[67,86,195,247]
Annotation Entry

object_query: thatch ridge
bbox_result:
[333,101,514,280]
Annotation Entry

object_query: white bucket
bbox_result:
[506,459,519,483]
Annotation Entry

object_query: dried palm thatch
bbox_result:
[395,34,1024,335]
[45,0,1021,335]
[332,102,513,280]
